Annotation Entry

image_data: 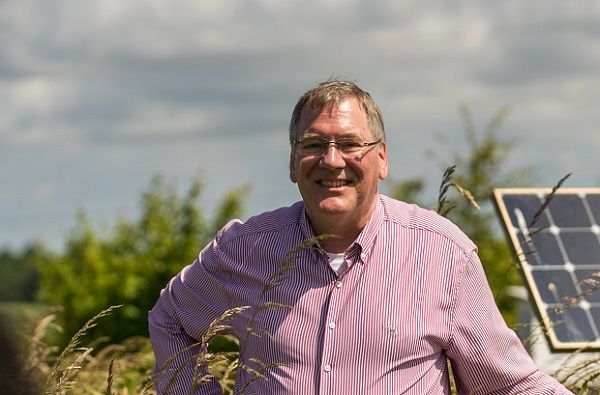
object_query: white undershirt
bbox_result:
[326,252,346,274]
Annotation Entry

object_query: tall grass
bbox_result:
[12,169,600,394]
[22,236,312,394]
[18,301,599,394]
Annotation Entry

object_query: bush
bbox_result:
[36,174,249,347]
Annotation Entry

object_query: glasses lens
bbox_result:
[335,138,363,153]
[296,137,370,155]
[298,138,327,154]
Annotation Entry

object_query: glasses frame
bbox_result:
[290,136,382,157]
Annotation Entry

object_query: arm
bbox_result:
[148,240,233,394]
[446,250,574,394]
[149,284,222,394]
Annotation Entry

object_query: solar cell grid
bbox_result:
[503,195,550,229]
[588,196,600,224]
[592,307,600,334]
[526,232,563,266]
[548,195,590,227]
[562,233,600,265]
[547,307,595,343]
[575,269,600,304]
[493,188,600,351]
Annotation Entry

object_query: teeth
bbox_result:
[321,180,348,187]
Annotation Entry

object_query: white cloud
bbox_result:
[9,77,75,114]
[1,0,600,249]
[116,102,215,138]
[0,77,84,146]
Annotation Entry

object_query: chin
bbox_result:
[318,207,348,216]
[317,199,352,215]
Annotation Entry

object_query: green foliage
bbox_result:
[0,302,48,332]
[444,105,527,325]
[387,177,424,204]
[36,174,249,347]
[387,105,531,325]
[0,242,47,301]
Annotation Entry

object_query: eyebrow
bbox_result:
[300,132,362,139]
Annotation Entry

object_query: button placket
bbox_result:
[319,279,342,393]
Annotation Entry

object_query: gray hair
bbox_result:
[289,80,386,142]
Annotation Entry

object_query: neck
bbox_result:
[307,204,376,253]
[317,227,360,253]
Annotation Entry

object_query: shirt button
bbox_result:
[324,364,331,372]
[328,322,336,329]
[335,281,342,289]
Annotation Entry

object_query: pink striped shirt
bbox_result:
[149,195,572,394]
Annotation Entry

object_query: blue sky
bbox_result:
[1,1,599,250]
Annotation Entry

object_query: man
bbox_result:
[149,80,572,394]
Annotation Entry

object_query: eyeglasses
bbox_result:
[291,136,382,156]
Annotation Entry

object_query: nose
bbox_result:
[319,143,346,170]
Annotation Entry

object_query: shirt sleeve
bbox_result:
[148,236,234,395]
[446,250,574,394]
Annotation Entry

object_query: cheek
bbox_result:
[297,157,316,177]
[291,158,311,184]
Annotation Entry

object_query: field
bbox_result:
[2,303,600,395]
[0,301,48,329]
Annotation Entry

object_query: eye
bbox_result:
[336,138,363,152]
[300,138,326,152]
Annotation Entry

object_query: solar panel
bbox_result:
[493,188,600,351]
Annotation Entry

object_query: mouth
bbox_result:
[318,179,351,188]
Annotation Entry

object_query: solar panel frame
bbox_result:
[493,188,600,352]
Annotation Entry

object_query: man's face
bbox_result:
[289,97,388,225]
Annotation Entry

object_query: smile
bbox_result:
[320,180,349,188]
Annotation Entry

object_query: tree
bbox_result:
[0,242,46,302]
[36,174,250,346]
[387,105,531,325]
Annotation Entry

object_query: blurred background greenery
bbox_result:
[0,107,527,347]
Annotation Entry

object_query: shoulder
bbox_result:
[214,201,304,247]
[378,194,476,253]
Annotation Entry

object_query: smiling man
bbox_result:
[290,92,388,253]
[149,80,572,394]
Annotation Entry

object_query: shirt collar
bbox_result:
[352,195,384,264]
[298,196,385,264]
[299,203,316,241]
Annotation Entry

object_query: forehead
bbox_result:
[297,97,369,136]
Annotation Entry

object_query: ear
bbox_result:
[289,152,298,183]
[378,141,388,180]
